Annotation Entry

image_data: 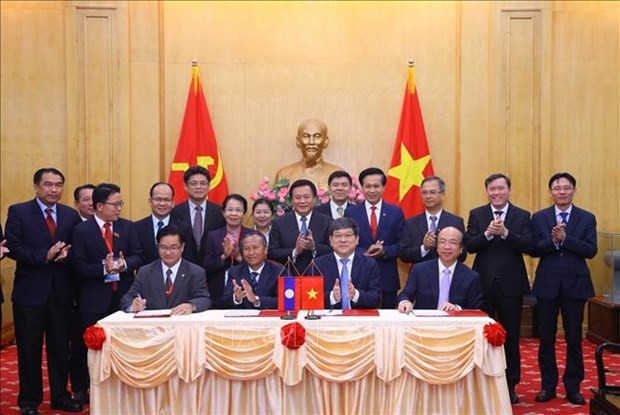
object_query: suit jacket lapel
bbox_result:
[449,263,464,301]
[87,218,109,255]
[430,260,440,305]
[168,260,189,305]
[29,199,53,242]
[255,264,269,294]
[545,207,557,230]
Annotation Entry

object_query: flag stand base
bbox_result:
[280,311,296,320]
[304,310,321,320]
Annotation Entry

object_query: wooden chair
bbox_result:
[590,342,620,415]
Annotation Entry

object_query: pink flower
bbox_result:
[348,189,357,199]
[320,195,330,204]
[250,192,259,201]
[259,182,269,192]
[279,196,285,203]
[317,188,326,197]
[267,192,276,201]
[278,187,289,197]
[262,176,270,183]
[356,194,365,202]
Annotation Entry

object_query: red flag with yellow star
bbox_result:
[168,62,229,204]
[384,62,434,218]
[300,276,324,310]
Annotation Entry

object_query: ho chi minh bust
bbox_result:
[275,119,345,189]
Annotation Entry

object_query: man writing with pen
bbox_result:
[120,225,211,314]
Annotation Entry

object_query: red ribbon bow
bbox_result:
[83,325,106,350]
[280,322,306,350]
[484,322,507,347]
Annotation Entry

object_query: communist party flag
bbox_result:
[300,276,324,310]
[168,61,229,204]
[384,61,434,218]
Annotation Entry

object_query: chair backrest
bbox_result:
[596,342,620,395]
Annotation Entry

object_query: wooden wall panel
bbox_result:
[0,2,619,335]
[75,7,117,184]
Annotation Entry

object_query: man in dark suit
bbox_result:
[315,170,352,219]
[398,227,482,312]
[134,182,193,264]
[464,173,534,404]
[399,176,466,264]
[170,166,225,265]
[120,225,211,314]
[71,183,144,396]
[531,172,597,406]
[268,179,332,275]
[67,183,95,405]
[5,167,83,415]
[314,217,381,309]
[73,184,95,221]
[221,231,282,309]
[344,167,405,309]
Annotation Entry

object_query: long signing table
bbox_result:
[90,310,511,414]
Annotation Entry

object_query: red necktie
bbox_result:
[370,206,378,240]
[103,223,117,291]
[45,208,56,238]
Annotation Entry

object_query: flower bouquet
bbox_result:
[250,176,365,216]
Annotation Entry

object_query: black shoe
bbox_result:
[566,392,586,405]
[535,390,557,402]
[51,399,83,412]
[20,407,39,415]
[509,389,519,404]
[73,391,90,405]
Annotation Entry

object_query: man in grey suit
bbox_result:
[121,225,211,314]
[399,176,466,264]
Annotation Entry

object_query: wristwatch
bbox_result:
[252,296,261,308]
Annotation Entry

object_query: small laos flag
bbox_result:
[278,276,300,311]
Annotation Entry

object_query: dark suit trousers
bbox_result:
[382,291,396,309]
[13,295,72,408]
[68,305,89,393]
[536,296,586,394]
[78,291,122,390]
[482,281,522,387]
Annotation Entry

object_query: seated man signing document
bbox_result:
[120,225,211,315]
[397,227,482,313]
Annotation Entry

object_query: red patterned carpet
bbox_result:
[0,337,618,414]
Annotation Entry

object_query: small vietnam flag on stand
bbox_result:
[300,260,324,319]
[384,60,434,219]
[168,61,229,205]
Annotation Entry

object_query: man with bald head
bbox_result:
[275,119,345,189]
[397,227,482,312]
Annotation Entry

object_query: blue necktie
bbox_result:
[340,258,350,310]
[300,216,308,237]
[429,216,437,233]
[559,212,568,224]
[156,220,164,243]
[249,271,259,292]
